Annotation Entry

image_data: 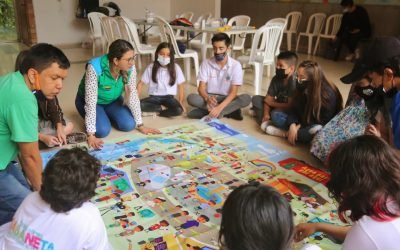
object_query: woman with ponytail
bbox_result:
[75,39,160,149]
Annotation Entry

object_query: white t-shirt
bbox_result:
[343,215,400,250]
[0,192,111,250]
[197,56,243,96]
[141,63,185,96]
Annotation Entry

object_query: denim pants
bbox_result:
[251,95,288,127]
[75,95,136,138]
[0,161,31,225]
[140,95,183,117]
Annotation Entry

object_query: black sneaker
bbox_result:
[225,109,243,121]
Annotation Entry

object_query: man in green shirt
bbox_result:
[0,43,70,225]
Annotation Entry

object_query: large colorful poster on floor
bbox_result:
[41,120,347,250]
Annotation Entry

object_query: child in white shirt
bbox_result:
[137,42,186,117]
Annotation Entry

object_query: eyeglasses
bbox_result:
[122,54,137,63]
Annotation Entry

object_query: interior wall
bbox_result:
[170,0,220,22]
[221,0,400,53]
[32,0,89,45]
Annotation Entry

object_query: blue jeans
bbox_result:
[0,161,31,225]
[270,110,289,129]
[75,95,136,138]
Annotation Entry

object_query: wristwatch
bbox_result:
[87,132,95,137]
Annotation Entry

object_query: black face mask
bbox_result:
[296,80,310,92]
[377,86,398,98]
[214,52,226,62]
[354,86,377,101]
[275,68,288,79]
[33,90,45,100]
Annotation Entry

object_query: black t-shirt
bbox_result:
[267,75,296,103]
[337,5,371,38]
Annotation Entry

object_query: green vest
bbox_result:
[77,55,132,105]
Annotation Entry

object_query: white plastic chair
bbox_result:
[296,13,326,55]
[87,12,107,56]
[189,20,213,62]
[227,15,251,55]
[100,16,123,51]
[237,19,287,95]
[261,18,288,56]
[155,16,199,84]
[117,16,156,70]
[175,11,195,40]
[194,13,212,25]
[313,14,342,55]
[283,11,302,51]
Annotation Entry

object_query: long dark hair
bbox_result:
[327,135,400,222]
[297,60,343,124]
[152,42,176,86]
[219,182,294,250]
[108,39,134,85]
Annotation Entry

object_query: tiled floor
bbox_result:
[0,41,354,168]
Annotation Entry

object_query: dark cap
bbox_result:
[340,36,400,84]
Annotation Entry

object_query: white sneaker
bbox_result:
[308,125,322,135]
[345,53,355,61]
[260,120,271,132]
[265,125,287,137]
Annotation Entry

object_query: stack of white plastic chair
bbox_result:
[227,15,251,56]
[155,16,199,84]
[313,14,342,55]
[175,11,194,40]
[189,19,212,62]
[88,12,107,56]
[100,16,123,52]
[117,16,156,70]
[295,13,327,55]
[283,11,302,51]
[237,19,287,95]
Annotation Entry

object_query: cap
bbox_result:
[340,36,400,84]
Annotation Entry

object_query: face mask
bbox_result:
[214,52,226,62]
[377,86,398,98]
[275,68,288,79]
[354,86,377,101]
[296,79,310,92]
[33,90,45,99]
[157,56,170,66]
[343,8,350,13]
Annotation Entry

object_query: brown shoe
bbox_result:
[66,132,87,144]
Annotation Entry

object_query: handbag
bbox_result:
[310,98,371,163]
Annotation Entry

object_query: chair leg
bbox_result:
[287,33,292,51]
[295,35,301,52]
[313,36,321,56]
[192,54,200,87]
[92,40,96,57]
[137,54,142,70]
[307,36,313,55]
[253,63,264,96]
[184,58,191,83]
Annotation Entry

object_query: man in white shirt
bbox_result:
[187,33,251,120]
[0,148,111,250]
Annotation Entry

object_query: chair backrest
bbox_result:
[304,13,327,35]
[249,22,286,65]
[284,11,302,33]
[118,16,143,52]
[227,15,251,49]
[154,16,185,58]
[261,18,287,54]
[322,14,342,37]
[100,16,117,47]
[115,16,130,41]
[179,11,194,21]
[196,13,212,24]
[88,12,106,38]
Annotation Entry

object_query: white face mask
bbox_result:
[157,56,170,66]
[343,8,350,13]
